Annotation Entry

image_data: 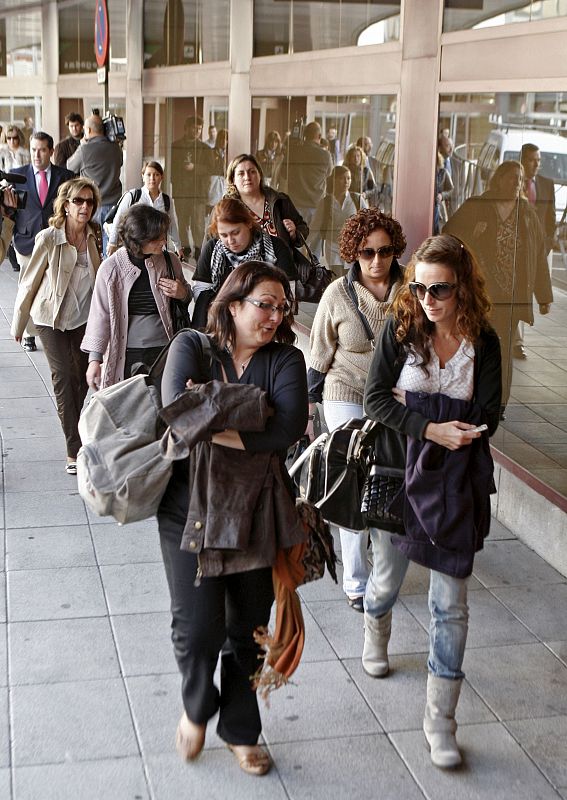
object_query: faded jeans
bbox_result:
[323,400,369,598]
[365,528,469,680]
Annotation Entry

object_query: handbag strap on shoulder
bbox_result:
[342,276,375,347]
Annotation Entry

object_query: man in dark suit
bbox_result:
[12,131,73,351]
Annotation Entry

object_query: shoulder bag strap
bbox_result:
[342,276,375,347]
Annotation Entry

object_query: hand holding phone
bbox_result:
[469,424,488,433]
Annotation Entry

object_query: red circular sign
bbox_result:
[94,0,109,68]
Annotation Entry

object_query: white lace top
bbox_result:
[396,338,475,401]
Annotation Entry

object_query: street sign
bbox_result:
[94,0,109,68]
[97,66,107,85]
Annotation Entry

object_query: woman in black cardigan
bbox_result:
[363,234,501,770]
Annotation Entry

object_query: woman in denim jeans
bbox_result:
[364,234,501,769]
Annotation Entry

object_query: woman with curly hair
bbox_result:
[307,208,407,610]
[363,233,501,769]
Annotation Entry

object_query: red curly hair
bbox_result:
[391,233,492,372]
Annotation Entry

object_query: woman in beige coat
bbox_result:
[11,178,101,474]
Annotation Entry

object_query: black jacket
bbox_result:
[264,186,309,250]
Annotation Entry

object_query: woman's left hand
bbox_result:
[283,218,297,240]
[158,277,189,301]
[392,387,406,405]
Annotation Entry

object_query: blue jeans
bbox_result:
[323,400,369,598]
[365,528,469,680]
[96,203,114,258]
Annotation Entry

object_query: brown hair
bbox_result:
[225,154,265,197]
[339,207,407,263]
[343,146,367,171]
[4,125,24,146]
[142,160,164,176]
[208,197,259,237]
[489,159,524,198]
[118,204,169,257]
[49,177,101,229]
[206,261,295,350]
[391,233,492,371]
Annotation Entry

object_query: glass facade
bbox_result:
[253,0,400,56]
[437,91,567,494]
[0,10,41,77]
[59,0,126,74]
[143,0,230,67]
[443,0,567,32]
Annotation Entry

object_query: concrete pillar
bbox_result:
[393,0,443,256]
[227,0,253,158]
[124,0,144,187]
[41,1,59,138]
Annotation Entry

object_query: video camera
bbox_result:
[92,108,126,143]
[0,169,27,210]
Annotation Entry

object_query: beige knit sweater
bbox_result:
[309,276,400,404]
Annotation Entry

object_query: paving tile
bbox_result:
[5,490,87,528]
[11,679,139,765]
[4,460,78,493]
[101,562,170,615]
[301,605,337,662]
[8,566,107,622]
[0,396,56,419]
[126,673,225,756]
[1,415,65,440]
[473,540,566,588]
[0,769,10,799]
[111,611,176,676]
[484,517,516,540]
[147,750,288,800]
[0,380,49,398]
[390,722,560,800]
[0,575,4,624]
[9,617,120,685]
[91,520,162,565]
[464,643,567,720]
[507,715,567,790]
[0,625,6,687]
[306,598,428,660]
[2,436,65,462]
[273,734,424,800]
[343,653,496,733]
[0,689,8,768]
[261,660,382,744]
[491,583,567,641]
[547,641,567,665]
[6,525,95,570]
[402,588,536,649]
[13,758,150,800]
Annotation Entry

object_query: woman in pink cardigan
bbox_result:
[82,204,191,390]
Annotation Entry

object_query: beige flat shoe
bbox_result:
[227,743,271,776]
[175,712,206,761]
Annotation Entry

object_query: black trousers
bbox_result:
[124,346,165,379]
[158,513,274,744]
[35,324,89,459]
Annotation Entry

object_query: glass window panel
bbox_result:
[0,10,41,77]
[444,0,567,32]
[59,0,126,75]
[253,0,400,56]
[252,93,396,268]
[144,0,229,67]
[438,91,567,497]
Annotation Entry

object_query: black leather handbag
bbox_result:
[361,422,406,534]
[164,250,192,332]
[293,234,333,303]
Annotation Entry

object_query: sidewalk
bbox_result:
[1,259,567,799]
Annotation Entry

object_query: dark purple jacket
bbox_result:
[393,391,495,579]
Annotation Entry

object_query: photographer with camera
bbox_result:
[67,114,123,256]
[10,132,73,351]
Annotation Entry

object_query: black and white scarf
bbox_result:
[210,229,277,290]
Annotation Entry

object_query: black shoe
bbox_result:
[12,265,20,272]
[22,337,37,352]
[347,596,364,613]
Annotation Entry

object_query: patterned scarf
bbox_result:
[210,229,277,290]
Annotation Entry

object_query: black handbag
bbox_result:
[293,234,333,303]
[164,250,192,332]
[361,463,405,533]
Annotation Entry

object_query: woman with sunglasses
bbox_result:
[0,124,30,171]
[363,233,501,769]
[82,204,190,391]
[308,208,406,611]
[11,178,102,474]
[158,261,307,776]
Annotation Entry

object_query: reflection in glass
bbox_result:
[444,0,567,32]
[144,0,230,67]
[0,12,41,77]
[59,0,126,74]
[253,0,400,56]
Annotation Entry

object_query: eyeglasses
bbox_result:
[358,245,395,261]
[408,281,457,301]
[244,297,291,316]
[70,197,95,207]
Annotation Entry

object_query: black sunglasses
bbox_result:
[70,197,95,207]
[358,245,395,261]
[408,281,457,301]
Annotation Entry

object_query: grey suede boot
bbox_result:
[362,609,392,677]
[423,674,463,769]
